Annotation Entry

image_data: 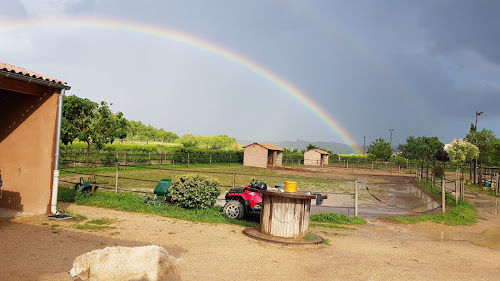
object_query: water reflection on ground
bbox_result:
[419,227,500,251]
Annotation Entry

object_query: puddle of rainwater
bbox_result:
[420,227,500,251]
[407,185,441,212]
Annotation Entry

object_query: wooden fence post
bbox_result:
[496,173,499,196]
[354,179,358,217]
[441,177,445,214]
[455,179,458,205]
[124,153,127,171]
[346,160,349,169]
[229,154,232,166]
[115,162,119,193]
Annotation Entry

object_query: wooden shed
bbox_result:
[243,143,284,168]
[0,62,70,215]
[304,149,330,166]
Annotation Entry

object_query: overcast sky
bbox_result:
[1,0,500,149]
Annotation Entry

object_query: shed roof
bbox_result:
[244,143,284,151]
[0,61,68,86]
[307,149,329,155]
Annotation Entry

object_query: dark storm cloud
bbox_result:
[419,0,500,64]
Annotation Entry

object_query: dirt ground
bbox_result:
[1,166,499,280]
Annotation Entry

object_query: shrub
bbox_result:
[434,165,444,178]
[167,174,220,209]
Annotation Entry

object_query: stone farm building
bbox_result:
[243,143,284,168]
[304,149,330,166]
[0,61,70,215]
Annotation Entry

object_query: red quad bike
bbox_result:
[223,178,267,219]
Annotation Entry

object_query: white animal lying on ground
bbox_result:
[69,245,183,281]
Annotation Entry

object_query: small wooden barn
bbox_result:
[243,143,284,168]
[0,62,70,215]
[304,149,330,166]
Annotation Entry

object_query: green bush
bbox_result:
[434,165,444,178]
[167,174,220,209]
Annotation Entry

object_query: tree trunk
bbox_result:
[426,160,429,183]
[473,159,477,184]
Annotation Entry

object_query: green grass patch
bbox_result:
[71,189,257,227]
[305,233,317,240]
[87,218,115,225]
[310,212,366,225]
[309,222,355,229]
[58,187,77,202]
[74,224,116,230]
[60,209,87,222]
[465,183,498,196]
[388,182,477,225]
[59,165,348,194]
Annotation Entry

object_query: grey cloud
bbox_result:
[419,0,500,64]
[0,0,27,19]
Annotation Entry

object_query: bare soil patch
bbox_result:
[1,167,499,280]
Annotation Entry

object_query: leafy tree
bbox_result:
[307,144,320,150]
[466,128,495,182]
[127,120,143,142]
[62,95,127,188]
[367,138,392,160]
[180,134,198,147]
[157,129,178,143]
[434,149,450,163]
[486,138,500,165]
[61,95,97,146]
[398,136,443,182]
[446,138,479,164]
[446,138,479,180]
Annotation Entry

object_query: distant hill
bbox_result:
[237,139,360,154]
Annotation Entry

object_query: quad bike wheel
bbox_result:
[223,200,244,219]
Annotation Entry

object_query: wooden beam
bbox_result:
[0,76,49,96]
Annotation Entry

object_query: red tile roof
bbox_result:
[0,61,67,85]
[244,143,284,151]
[308,149,329,154]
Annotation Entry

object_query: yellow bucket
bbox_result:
[284,181,298,193]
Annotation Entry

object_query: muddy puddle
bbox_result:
[417,227,500,250]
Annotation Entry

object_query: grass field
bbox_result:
[59,164,349,194]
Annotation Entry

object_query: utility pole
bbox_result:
[363,136,366,155]
[389,129,394,150]
[475,111,483,130]
[474,111,483,184]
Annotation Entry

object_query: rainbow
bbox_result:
[1,17,362,154]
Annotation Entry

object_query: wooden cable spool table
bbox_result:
[248,188,327,240]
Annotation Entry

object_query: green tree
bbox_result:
[127,120,143,142]
[62,95,127,188]
[367,138,392,160]
[180,134,198,147]
[157,129,178,143]
[398,136,443,182]
[446,138,479,180]
[446,138,479,164]
[306,144,320,150]
[466,128,495,183]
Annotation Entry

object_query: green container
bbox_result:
[485,181,491,188]
[154,179,172,196]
